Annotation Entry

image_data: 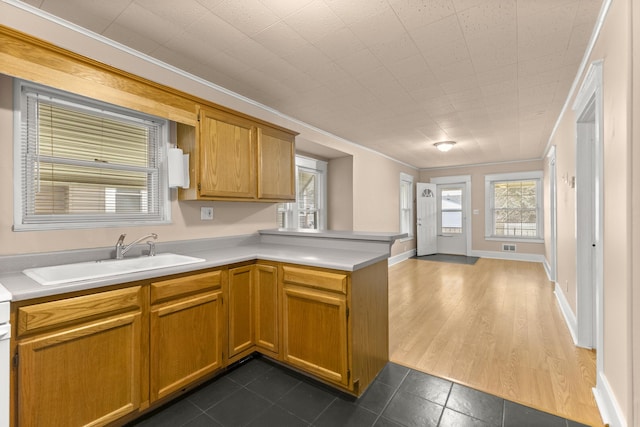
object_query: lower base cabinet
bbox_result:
[14,287,146,427]
[282,267,349,386]
[10,259,388,426]
[150,271,223,402]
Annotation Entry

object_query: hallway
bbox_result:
[388,258,602,427]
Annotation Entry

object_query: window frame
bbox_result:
[13,79,171,231]
[277,155,327,230]
[484,171,544,243]
[399,172,414,240]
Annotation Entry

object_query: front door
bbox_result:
[416,183,437,256]
[437,184,466,255]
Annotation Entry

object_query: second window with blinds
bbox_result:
[277,156,327,230]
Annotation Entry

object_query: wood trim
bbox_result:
[0,24,299,135]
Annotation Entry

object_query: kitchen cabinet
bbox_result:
[257,127,295,200]
[282,266,349,386]
[150,270,223,402]
[14,286,146,427]
[227,265,254,361]
[227,263,280,362]
[197,107,256,199]
[177,105,296,202]
[254,263,279,356]
[281,261,389,395]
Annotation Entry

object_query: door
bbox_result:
[416,182,437,256]
[198,106,256,199]
[437,184,466,255]
[228,265,254,359]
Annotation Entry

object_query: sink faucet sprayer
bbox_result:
[115,233,158,260]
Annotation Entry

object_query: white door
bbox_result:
[437,184,466,255]
[416,183,437,256]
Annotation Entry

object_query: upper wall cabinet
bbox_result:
[178,105,296,202]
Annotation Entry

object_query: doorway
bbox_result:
[437,184,466,255]
[573,61,603,376]
[417,175,471,256]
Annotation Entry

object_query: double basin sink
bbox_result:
[24,253,206,286]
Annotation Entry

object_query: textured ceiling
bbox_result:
[21,0,603,168]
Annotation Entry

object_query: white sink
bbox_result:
[23,253,206,286]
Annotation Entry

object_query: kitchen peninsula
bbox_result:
[1,229,404,427]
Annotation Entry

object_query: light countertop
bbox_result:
[0,230,405,301]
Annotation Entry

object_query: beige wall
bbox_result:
[0,4,417,257]
[327,156,353,231]
[420,160,545,256]
[548,0,634,423]
[632,1,640,425]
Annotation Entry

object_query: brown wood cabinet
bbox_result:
[150,271,223,402]
[227,265,254,361]
[227,263,280,362]
[178,106,296,202]
[254,263,279,356]
[257,127,295,200]
[14,286,146,427]
[282,266,349,386]
[281,261,389,395]
[197,107,256,199]
[10,258,388,426]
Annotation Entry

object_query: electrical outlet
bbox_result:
[200,207,214,220]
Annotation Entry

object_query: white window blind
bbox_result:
[16,81,169,229]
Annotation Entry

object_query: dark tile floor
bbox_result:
[129,356,590,427]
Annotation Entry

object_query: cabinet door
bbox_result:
[17,312,143,427]
[228,265,254,359]
[282,285,349,386]
[254,264,278,355]
[199,107,256,199]
[150,291,223,401]
[257,126,295,201]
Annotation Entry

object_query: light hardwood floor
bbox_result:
[388,258,603,427]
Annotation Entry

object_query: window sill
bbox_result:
[485,236,544,244]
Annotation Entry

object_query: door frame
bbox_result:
[573,62,603,373]
[546,146,558,281]
[430,175,471,256]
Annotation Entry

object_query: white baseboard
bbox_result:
[543,258,555,281]
[470,250,545,263]
[388,249,416,266]
[593,371,627,427]
[554,283,578,345]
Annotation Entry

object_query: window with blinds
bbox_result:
[16,81,170,230]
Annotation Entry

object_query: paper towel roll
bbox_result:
[168,148,189,188]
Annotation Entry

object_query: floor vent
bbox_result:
[502,244,516,252]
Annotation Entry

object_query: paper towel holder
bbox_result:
[168,147,190,189]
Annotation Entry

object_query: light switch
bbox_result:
[200,207,214,220]
[473,209,479,215]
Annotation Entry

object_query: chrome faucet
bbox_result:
[115,233,158,259]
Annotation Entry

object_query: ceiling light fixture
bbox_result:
[434,141,456,152]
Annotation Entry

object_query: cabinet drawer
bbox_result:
[151,270,221,304]
[17,286,142,336]
[282,266,347,294]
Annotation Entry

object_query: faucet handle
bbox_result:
[117,234,126,245]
